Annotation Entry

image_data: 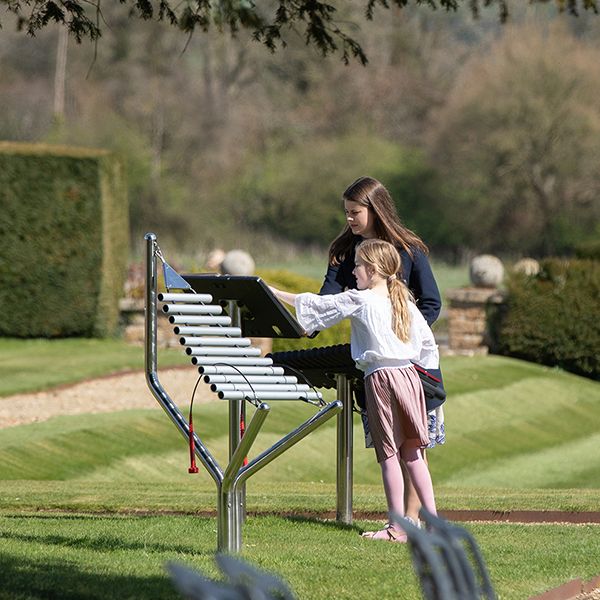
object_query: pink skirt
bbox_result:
[364,366,429,463]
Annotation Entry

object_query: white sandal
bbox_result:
[361,523,407,543]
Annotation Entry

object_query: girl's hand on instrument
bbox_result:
[268,285,298,308]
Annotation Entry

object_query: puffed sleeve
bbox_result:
[409,304,440,370]
[408,249,442,326]
[295,290,363,335]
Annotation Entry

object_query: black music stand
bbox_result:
[182,274,305,339]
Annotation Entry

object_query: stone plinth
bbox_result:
[120,298,180,348]
[446,287,505,355]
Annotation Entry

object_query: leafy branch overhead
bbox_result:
[1,0,598,63]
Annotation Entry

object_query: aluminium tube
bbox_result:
[198,365,286,376]
[144,232,223,485]
[158,292,213,303]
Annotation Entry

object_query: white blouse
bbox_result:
[294,289,439,376]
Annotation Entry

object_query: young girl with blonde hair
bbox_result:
[270,238,438,542]
[321,175,445,527]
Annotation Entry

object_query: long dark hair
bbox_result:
[328,176,428,266]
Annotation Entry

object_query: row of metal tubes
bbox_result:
[146,234,292,548]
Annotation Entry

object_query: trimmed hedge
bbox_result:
[491,259,600,380]
[0,142,128,337]
[256,269,350,352]
[575,239,600,260]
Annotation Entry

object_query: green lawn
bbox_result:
[0,339,599,599]
[2,354,598,492]
[0,338,187,397]
[0,511,598,600]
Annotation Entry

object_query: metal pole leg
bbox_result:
[227,301,246,539]
[336,374,353,524]
[219,403,270,553]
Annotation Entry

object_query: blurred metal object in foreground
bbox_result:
[398,510,496,600]
[167,555,296,600]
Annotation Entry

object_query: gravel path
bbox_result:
[0,368,214,429]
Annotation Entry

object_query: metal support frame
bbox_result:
[144,233,342,553]
[227,300,246,531]
[335,374,353,524]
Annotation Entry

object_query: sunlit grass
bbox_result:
[0,355,599,491]
[1,342,599,599]
[0,511,598,600]
[0,338,187,397]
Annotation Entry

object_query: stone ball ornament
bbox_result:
[469,254,504,288]
[220,250,256,276]
[512,258,540,277]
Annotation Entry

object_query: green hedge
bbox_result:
[0,142,128,337]
[257,269,350,352]
[575,239,600,260]
[491,259,600,380]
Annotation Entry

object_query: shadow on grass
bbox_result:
[282,513,365,534]
[0,553,178,600]
[0,528,207,555]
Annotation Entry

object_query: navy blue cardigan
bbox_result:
[319,239,442,326]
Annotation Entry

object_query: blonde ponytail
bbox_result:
[355,238,413,342]
[388,278,412,342]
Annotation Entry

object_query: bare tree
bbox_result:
[429,22,600,255]
[1,0,597,64]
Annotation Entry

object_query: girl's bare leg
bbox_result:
[401,447,437,516]
[379,453,405,529]
[403,449,427,522]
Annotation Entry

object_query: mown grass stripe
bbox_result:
[0,355,598,490]
[443,431,600,489]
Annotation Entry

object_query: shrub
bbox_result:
[575,239,600,261]
[491,259,600,380]
[221,133,418,246]
[0,142,128,337]
[257,269,350,352]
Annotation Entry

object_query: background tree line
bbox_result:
[1,2,599,262]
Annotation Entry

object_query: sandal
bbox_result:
[361,523,407,543]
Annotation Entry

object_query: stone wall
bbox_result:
[120,298,180,348]
[446,287,504,355]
